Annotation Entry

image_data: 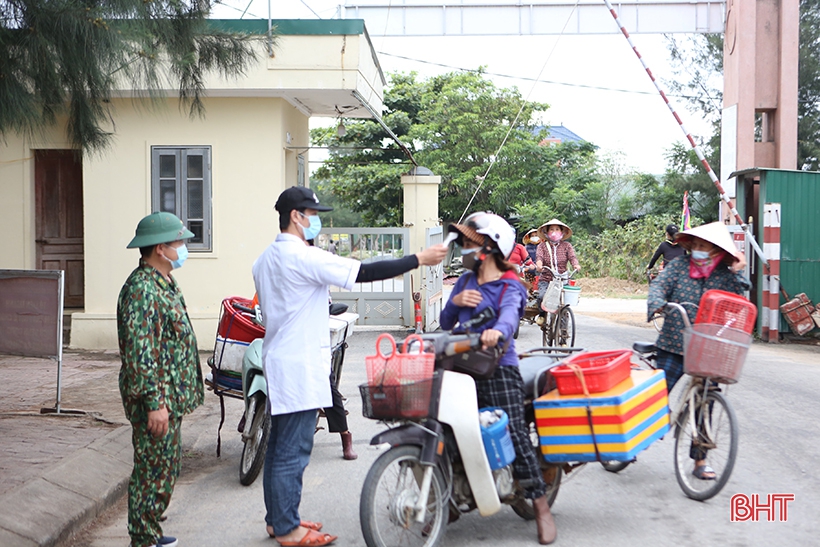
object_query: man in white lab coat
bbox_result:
[253,186,447,546]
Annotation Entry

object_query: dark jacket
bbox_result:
[648,240,687,269]
[647,255,751,354]
[525,243,539,263]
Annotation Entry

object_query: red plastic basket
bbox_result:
[695,290,757,334]
[218,297,265,343]
[551,349,632,395]
[365,334,434,385]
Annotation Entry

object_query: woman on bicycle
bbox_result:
[647,224,687,272]
[647,222,749,480]
[535,219,580,295]
[523,228,540,263]
[441,212,556,545]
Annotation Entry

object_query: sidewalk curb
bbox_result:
[0,425,132,547]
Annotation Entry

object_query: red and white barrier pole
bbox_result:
[761,204,782,342]
[601,0,768,269]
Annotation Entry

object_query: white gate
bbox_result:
[425,226,444,331]
[318,227,411,326]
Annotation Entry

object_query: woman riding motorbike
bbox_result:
[647,222,749,480]
[441,212,557,545]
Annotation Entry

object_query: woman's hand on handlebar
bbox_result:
[452,289,482,308]
[480,328,503,350]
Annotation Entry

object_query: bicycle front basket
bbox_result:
[683,323,752,384]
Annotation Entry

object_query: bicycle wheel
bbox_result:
[673,390,738,501]
[556,306,575,347]
[360,445,447,547]
[541,313,554,347]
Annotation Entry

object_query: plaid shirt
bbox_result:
[117,260,204,422]
[536,241,580,283]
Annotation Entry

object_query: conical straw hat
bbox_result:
[675,222,740,263]
[523,228,539,244]
[538,219,572,240]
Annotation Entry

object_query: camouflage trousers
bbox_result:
[128,416,181,547]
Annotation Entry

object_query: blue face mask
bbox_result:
[691,250,711,261]
[166,244,188,270]
[460,247,478,255]
[299,213,322,241]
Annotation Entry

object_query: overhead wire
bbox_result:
[377,51,712,101]
[457,0,582,223]
[298,0,323,19]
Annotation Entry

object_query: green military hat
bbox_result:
[127,212,195,249]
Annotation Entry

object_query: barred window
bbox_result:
[151,146,212,251]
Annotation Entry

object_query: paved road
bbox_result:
[70,314,820,547]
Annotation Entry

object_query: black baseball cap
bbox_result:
[274,186,333,214]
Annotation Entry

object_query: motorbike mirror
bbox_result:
[460,306,496,332]
[329,302,349,316]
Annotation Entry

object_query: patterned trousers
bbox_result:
[475,366,547,499]
[128,416,181,547]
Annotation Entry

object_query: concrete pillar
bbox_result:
[720,0,799,222]
[401,167,441,326]
[761,203,782,342]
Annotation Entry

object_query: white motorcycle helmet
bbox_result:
[448,212,516,259]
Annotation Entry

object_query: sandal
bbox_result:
[267,522,323,537]
[276,529,337,546]
[692,465,716,480]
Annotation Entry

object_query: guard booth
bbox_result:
[732,168,820,338]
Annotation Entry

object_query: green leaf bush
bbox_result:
[573,215,698,283]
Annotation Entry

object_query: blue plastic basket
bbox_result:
[480,408,516,470]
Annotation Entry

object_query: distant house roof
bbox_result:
[532,124,586,145]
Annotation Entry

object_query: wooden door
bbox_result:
[35,150,85,309]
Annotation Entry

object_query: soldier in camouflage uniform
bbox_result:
[117,212,204,547]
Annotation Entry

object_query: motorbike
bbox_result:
[358,309,579,547]
[206,298,358,485]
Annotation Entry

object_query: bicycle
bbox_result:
[536,267,577,348]
[646,268,663,332]
[604,301,748,501]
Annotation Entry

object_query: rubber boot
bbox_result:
[532,495,557,545]
[341,431,358,460]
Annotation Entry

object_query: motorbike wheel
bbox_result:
[360,445,447,547]
[601,460,632,473]
[239,392,271,486]
[509,461,563,520]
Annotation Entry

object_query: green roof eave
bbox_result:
[209,19,366,36]
[728,167,817,179]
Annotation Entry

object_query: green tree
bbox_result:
[0,0,260,152]
[662,140,720,223]
[798,0,820,169]
[665,0,820,170]
[573,214,683,282]
[313,70,600,226]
